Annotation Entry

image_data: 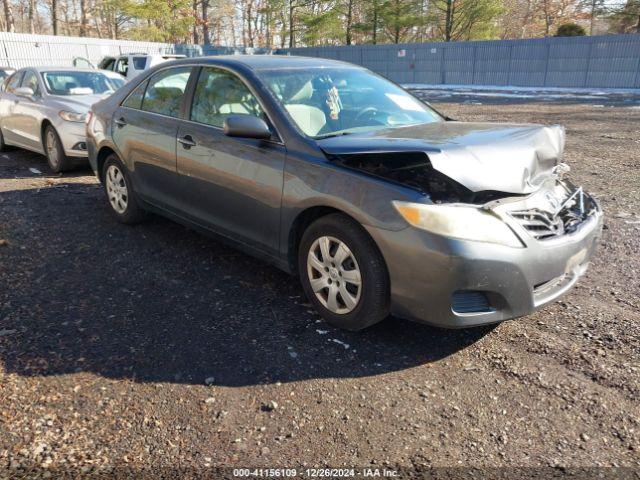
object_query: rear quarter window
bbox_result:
[132,57,147,70]
[141,67,191,117]
[122,79,148,109]
[4,72,23,93]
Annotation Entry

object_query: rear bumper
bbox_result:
[366,198,603,328]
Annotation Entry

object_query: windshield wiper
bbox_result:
[315,131,354,140]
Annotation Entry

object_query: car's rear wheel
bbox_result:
[102,154,146,224]
[298,213,390,331]
[0,126,9,151]
[44,125,71,173]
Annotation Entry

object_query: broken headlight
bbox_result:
[393,201,524,248]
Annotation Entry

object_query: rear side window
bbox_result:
[122,80,148,109]
[4,72,23,93]
[141,67,191,118]
[132,57,147,70]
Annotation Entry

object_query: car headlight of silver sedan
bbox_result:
[59,110,87,123]
[393,201,524,248]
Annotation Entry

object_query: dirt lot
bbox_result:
[1,102,639,479]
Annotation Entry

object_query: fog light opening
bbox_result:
[452,290,495,314]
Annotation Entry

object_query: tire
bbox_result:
[102,154,147,224]
[298,213,390,331]
[43,125,72,173]
[0,126,9,152]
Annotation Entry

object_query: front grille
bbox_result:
[452,290,493,314]
[509,185,596,241]
[510,209,564,240]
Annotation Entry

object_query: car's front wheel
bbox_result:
[298,213,390,331]
[102,154,146,224]
[44,125,71,173]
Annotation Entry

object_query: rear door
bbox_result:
[175,66,286,255]
[112,66,194,212]
[11,69,44,151]
[0,71,24,145]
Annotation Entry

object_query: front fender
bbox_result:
[279,154,421,260]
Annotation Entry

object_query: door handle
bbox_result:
[178,135,196,148]
[114,117,127,127]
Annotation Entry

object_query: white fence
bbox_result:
[1,31,639,89]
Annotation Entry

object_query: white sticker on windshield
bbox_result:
[385,93,423,112]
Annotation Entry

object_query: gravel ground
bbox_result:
[0,102,639,479]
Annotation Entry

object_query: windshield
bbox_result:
[259,67,442,138]
[42,71,123,96]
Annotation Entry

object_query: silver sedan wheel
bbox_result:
[307,236,362,315]
[105,165,128,214]
[46,129,60,168]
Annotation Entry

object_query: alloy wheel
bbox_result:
[307,236,362,314]
[106,164,128,214]
[46,129,60,168]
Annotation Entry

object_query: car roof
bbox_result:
[169,55,361,71]
[26,66,99,73]
[22,66,114,74]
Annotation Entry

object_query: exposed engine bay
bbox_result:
[327,151,519,204]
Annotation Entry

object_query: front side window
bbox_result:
[21,71,41,96]
[99,57,115,71]
[190,67,263,128]
[141,67,191,117]
[42,71,121,95]
[259,67,442,138]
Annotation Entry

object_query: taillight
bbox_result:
[85,111,93,125]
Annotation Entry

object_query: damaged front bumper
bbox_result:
[365,183,603,328]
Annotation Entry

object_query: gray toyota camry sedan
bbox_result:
[86,56,602,330]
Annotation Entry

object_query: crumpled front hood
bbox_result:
[318,121,565,194]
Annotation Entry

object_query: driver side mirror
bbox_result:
[223,115,272,140]
[14,87,35,99]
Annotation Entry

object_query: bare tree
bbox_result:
[51,0,59,34]
[3,0,15,32]
[28,0,36,33]
[202,0,210,44]
[345,0,354,44]
[80,0,89,35]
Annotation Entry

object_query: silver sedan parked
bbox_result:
[0,67,124,172]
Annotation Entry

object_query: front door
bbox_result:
[112,66,193,212]
[176,66,286,256]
